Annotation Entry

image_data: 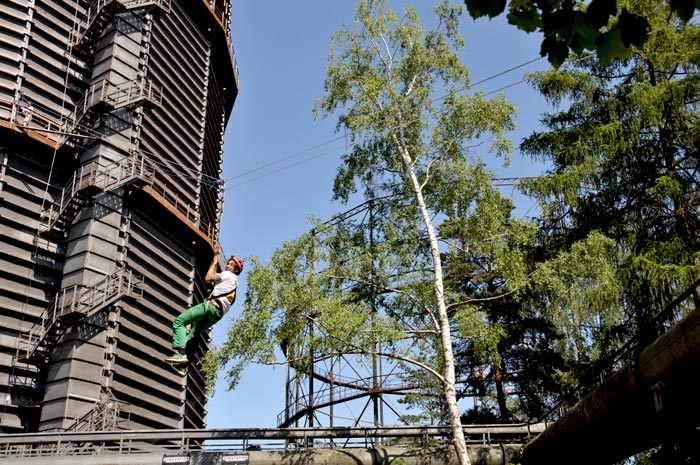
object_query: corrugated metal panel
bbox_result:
[0,0,235,433]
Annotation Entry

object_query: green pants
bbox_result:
[172,300,222,349]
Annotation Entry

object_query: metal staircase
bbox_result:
[69,0,171,51]
[16,268,144,366]
[65,387,130,432]
[65,0,168,146]
[7,362,40,407]
[40,154,156,237]
[62,77,163,142]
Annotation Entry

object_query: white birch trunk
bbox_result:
[395,138,472,465]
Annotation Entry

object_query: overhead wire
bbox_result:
[226,144,348,190]
[237,28,700,194]
[10,37,558,295]
[211,51,554,268]
[224,135,349,183]
[18,70,226,192]
[19,33,560,282]
[28,18,682,198]
[24,102,223,188]
[32,47,549,197]
[218,55,551,194]
[281,43,683,273]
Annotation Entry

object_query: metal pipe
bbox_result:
[520,304,700,465]
[0,446,524,465]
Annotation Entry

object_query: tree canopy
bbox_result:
[204,0,700,463]
[205,1,527,464]
[464,0,700,67]
[516,0,700,458]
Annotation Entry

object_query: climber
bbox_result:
[164,243,243,375]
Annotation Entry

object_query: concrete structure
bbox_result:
[0,0,238,432]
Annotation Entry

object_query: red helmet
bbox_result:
[228,256,244,273]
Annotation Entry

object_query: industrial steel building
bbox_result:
[0,0,238,432]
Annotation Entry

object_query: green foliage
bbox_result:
[314,2,539,432]
[530,231,620,362]
[515,0,700,437]
[204,6,700,454]
[521,0,700,294]
[462,0,700,66]
[207,3,535,443]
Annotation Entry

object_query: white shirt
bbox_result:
[210,270,238,315]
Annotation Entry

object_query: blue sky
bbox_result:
[206,0,553,429]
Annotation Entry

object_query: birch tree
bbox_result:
[205,2,523,464]
[311,2,517,463]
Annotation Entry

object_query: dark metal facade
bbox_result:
[0,0,237,433]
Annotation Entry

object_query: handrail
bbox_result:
[202,0,228,29]
[37,150,216,242]
[70,0,171,48]
[65,387,131,432]
[123,0,171,12]
[0,423,546,457]
[64,79,111,137]
[70,0,119,47]
[64,77,163,137]
[0,97,65,145]
[539,277,700,423]
[106,78,163,108]
[19,268,144,363]
[41,153,156,232]
[3,96,216,242]
[145,175,216,242]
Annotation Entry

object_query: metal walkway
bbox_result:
[0,424,544,465]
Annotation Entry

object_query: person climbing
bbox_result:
[164,244,243,375]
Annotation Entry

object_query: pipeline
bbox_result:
[520,304,700,465]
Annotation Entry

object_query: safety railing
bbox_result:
[124,0,171,12]
[17,268,145,365]
[230,41,240,90]
[69,0,120,48]
[204,0,229,29]
[65,388,131,433]
[67,79,113,134]
[540,277,700,424]
[7,363,40,407]
[70,0,171,48]
[0,423,546,457]
[107,77,163,109]
[65,78,163,138]
[2,96,217,244]
[146,174,217,242]
[0,97,64,145]
[41,154,156,234]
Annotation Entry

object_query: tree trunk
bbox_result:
[395,135,471,465]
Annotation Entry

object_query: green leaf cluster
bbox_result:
[515,1,700,442]
[464,0,700,66]
[204,6,700,457]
